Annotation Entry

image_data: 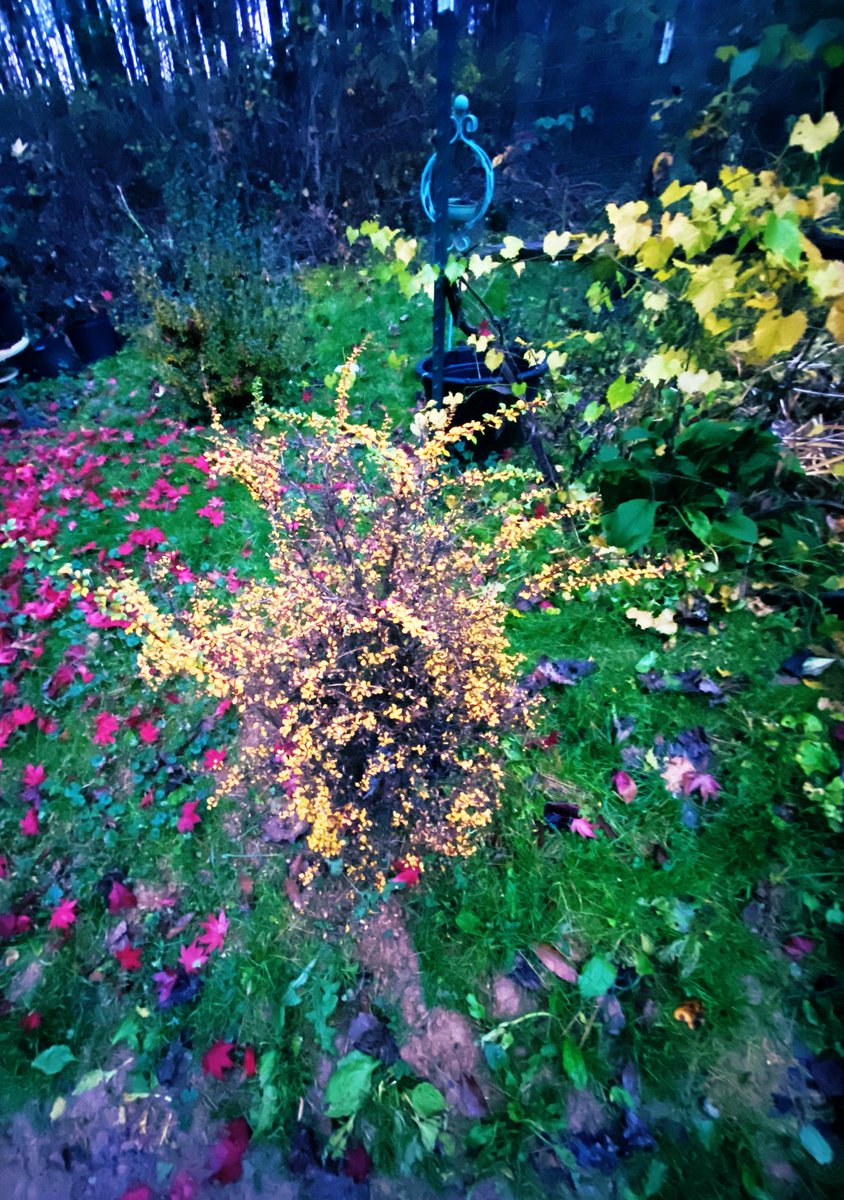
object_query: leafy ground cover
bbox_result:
[1,254,843,1200]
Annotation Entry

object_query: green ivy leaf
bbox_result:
[409,1081,446,1119]
[324,1051,378,1118]
[763,213,803,266]
[577,954,617,999]
[606,375,637,410]
[562,1036,588,1089]
[32,1045,76,1076]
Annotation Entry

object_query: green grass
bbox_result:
[0,260,842,1197]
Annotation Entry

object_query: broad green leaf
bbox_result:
[763,212,802,266]
[799,1123,833,1165]
[32,1045,76,1076]
[789,111,841,154]
[729,47,760,83]
[562,1037,588,1089]
[444,257,466,284]
[409,1082,446,1118]
[577,954,617,999]
[603,499,658,553]
[712,511,758,543]
[606,375,637,410]
[281,956,317,1007]
[324,1050,377,1118]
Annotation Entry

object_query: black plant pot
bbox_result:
[21,336,80,380]
[416,345,548,461]
[67,314,119,364]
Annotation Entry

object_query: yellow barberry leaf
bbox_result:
[607,200,652,255]
[789,111,841,154]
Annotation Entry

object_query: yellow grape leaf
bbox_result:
[661,210,708,255]
[500,235,524,260]
[640,348,684,385]
[808,260,844,300]
[484,348,505,372]
[468,253,496,278]
[607,200,652,255]
[511,260,526,276]
[749,308,808,360]
[790,112,840,154]
[543,229,571,258]
[745,291,778,310]
[467,333,492,353]
[643,290,669,312]
[683,255,737,319]
[637,236,674,270]
[806,185,840,220]
[572,230,609,259]
[702,311,733,335]
[714,44,738,62]
[626,607,678,636]
[827,297,844,342]
[660,179,693,207]
[393,237,418,265]
[677,368,723,396]
[546,349,568,372]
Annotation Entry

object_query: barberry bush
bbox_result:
[97,352,588,881]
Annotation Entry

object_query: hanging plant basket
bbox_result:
[416,345,547,461]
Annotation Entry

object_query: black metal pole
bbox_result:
[432,1,457,408]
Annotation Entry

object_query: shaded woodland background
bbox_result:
[0,1,842,325]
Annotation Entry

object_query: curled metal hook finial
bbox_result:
[420,94,495,252]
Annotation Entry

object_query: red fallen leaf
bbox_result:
[241,1044,256,1078]
[202,1040,236,1080]
[19,1011,41,1030]
[108,880,137,913]
[179,938,209,973]
[0,856,7,879]
[153,967,177,1005]
[343,1143,372,1183]
[532,942,579,984]
[22,763,46,787]
[137,720,160,744]
[93,711,120,746]
[119,1186,153,1200]
[612,770,638,804]
[570,817,596,839]
[301,388,313,404]
[168,1171,198,1200]
[140,790,154,808]
[198,910,228,953]
[115,945,142,972]
[533,501,548,518]
[49,898,78,929]
[177,799,201,833]
[782,935,815,960]
[12,704,37,727]
[208,1117,251,1183]
[20,806,39,836]
[202,747,227,769]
